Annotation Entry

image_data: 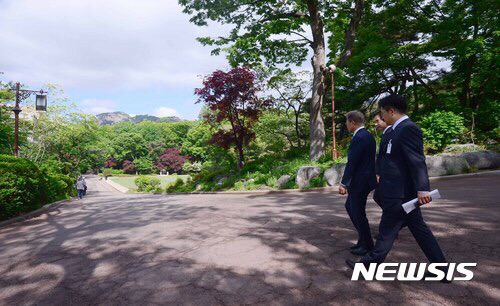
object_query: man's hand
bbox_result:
[376,175,380,184]
[339,185,347,195]
[418,191,432,206]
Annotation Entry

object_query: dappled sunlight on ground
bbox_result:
[0,175,498,305]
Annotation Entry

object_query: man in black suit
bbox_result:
[346,95,447,272]
[373,112,392,205]
[339,111,377,256]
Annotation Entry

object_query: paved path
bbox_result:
[0,175,499,305]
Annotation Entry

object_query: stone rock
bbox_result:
[323,164,347,186]
[426,151,500,177]
[426,155,471,177]
[444,144,483,153]
[277,175,291,189]
[462,151,500,170]
[295,166,321,189]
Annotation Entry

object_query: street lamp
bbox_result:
[328,64,338,160]
[10,82,48,157]
[36,94,47,111]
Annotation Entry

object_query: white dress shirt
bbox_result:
[353,126,365,138]
[392,115,409,130]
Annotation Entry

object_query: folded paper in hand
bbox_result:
[402,189,441,214]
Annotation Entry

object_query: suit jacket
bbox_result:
[378,118,430,201]
[341,128,377,193]
[376,128,394,176]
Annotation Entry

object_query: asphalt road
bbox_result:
[0,174,499,305]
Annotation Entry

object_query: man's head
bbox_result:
[373,112,388,132]
[345,110,365,133]
[378,94,407,125]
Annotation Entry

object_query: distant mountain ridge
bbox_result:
[95,111,182,125]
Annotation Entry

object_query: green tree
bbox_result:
[420,111,466,153]
[179,0,366,160]
[110,132,148,163]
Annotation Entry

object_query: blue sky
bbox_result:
[0,0,234,120]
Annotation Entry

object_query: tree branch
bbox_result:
[336,0,364,69]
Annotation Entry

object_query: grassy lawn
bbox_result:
[110,175,190,191]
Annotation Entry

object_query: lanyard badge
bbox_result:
[387,139,392,154]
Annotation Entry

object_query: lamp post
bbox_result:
[10,82,47,157]
[328,64,338,160]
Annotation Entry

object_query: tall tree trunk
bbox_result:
[295,108,301,148]
[459,55,476,107]
[307,0,326,160]
[237,142,244,170]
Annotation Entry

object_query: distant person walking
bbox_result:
[76,176,86,200]
[82,176,87,196]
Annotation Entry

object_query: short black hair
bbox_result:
[346,110,365,124]
[373,112,382,119]
[378,94,407,114]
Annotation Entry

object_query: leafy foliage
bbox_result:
[122,160,136,174]
[0,155,74,220]
[420,111,466,153]
[156,148,189,173]
[134,176,161,192]
[195,67,271,169]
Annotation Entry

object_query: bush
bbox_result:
[0,155,46,220]
[308,177,324,188]
[45,173,76,203]
[135,176,161,192]
[420,111,466,153]
[166,177,186,193]
[182,161,202,174]
[103,168,113,177]
[112,169,125,175]
[266,177,278,188]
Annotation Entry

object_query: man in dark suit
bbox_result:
[346,95,447,275]
[373,112,392,205]
[339,111,377,256]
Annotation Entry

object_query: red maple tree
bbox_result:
[195,67,271,169]
[104,157,117,169]
[122,160,136,174]
[156,148,189,173]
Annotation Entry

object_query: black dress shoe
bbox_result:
[350,243,362,250]
[346,259,356,270]
[350,246,369,256]
[424,271,452,283]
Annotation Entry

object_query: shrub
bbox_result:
[308,177,324,188]
[282,178,298,189]
[112,169,125,175]
[182,161,202,173]
[166,177,186,193]
[45,173,75,203]
[103,168,113,177]
[266,177,278,188]
[0,155,46,220]
[233,181,245,190]
[420,111,466,153]
[135,176,161,192]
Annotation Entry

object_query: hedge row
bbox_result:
[0,154,76,221]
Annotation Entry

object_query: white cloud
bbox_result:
[153,107,179,118]
[0,0,231,90]
[81,98,117,114]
